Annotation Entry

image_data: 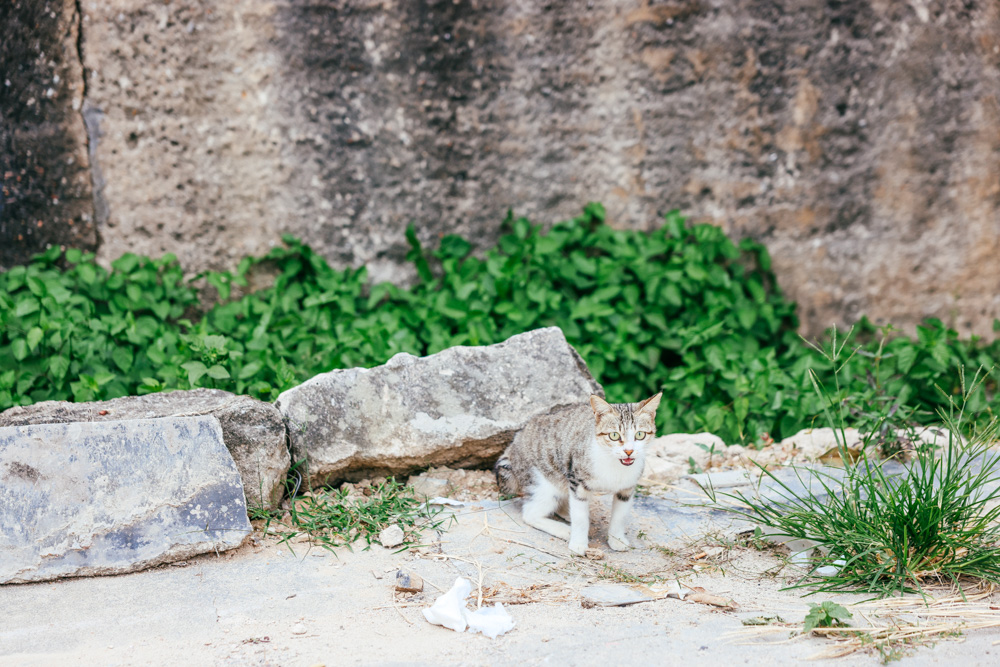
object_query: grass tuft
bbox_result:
[257,477,448,551]
[707,346,1000,597]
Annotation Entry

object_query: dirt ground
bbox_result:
[3,471,1000,666]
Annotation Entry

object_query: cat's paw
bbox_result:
[547,523,572,541]
[607,534,631,551]
[568,540,589,556]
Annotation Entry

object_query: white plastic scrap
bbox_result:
[422,577,515,638]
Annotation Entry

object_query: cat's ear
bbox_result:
[637,392,662,415]
[590,394,613,416]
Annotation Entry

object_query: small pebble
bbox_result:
[379,524,405,548]
[291,623,307,635]
[394,569,424,593]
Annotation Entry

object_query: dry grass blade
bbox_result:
[479,582,577,605]
[732,588,1000,661]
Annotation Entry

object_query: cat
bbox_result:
[494,392,662,555]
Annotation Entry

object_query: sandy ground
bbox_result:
[4,477,1000,667]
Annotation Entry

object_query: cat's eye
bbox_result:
[609,432,621,441]
[635,431,646,440]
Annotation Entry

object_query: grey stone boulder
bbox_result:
[275,327,603,486]
[0,416,251,584]
[0,389,289,510]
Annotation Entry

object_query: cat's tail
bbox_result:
[493,452,518,496]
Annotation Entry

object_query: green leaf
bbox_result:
[112,346,134,372]
[203,334,228,352]
[238,361,263,380]
[112,253,140,274]
[11,339,28,361]
[895,345,918,374]
[26,326,43,351]
[14,298,40,318]
[437,235,472,260]
[734,396,749,423]
[534,236,562,255]
[182,361,209,387]
[583,201,606,223]
[803,602,852,633]
[26,277,46,297]
[48,355,70,380]
[77,263,97,284]
[736,307,757,330]
[151,300,171,320]
[126,283,143,303]
[206,364,231,380]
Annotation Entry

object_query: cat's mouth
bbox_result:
[620,457,635,466]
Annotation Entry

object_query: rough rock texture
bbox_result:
[0,416,250,584]
[5,1,1000,336]
[640,432,727,485]
[0,389,289,510]
[275,327,603,486]
[641,425,957,485]
[0,0,97,268]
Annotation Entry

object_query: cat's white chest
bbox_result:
[590,448,643,494]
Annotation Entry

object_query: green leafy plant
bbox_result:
[802,601,852,632]
[0,246,202,406]
[687,457,703,475]
[2,204,999,447]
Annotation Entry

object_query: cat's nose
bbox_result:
[624,448,634,456]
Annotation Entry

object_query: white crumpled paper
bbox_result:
[422,577,515,638]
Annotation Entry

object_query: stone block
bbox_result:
[275,327,602,486]
[0,416,251,584]
[0,389,289,510]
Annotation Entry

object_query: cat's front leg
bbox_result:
[567,486,590,556]
[607,488,634,551]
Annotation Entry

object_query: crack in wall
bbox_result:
[73,0,108,240]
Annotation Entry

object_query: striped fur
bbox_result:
[495,393,662,555]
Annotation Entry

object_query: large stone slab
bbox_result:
[275,327,603,486]
[0,389,289,510]
[0,416,251,585]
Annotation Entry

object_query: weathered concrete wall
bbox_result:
[0,0,97,267]
[3,1,999,337]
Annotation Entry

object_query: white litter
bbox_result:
[466,603,515,638]
[423,578,471,632]
[816,559,847,577]
[427,497,465,506]
[422,577,515,638]
[657,579,693,600]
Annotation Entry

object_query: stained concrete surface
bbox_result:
[3,484,999,666]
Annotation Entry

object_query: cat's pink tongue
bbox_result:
[620,457,635,466]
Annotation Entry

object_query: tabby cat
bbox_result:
[494,392,662,555]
